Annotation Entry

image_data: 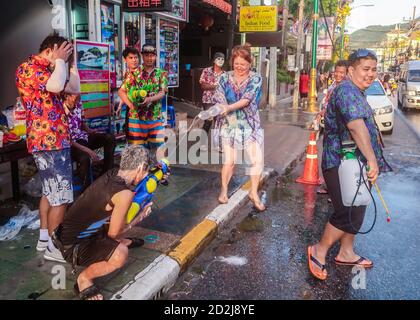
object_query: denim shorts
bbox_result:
[33,149,73,206]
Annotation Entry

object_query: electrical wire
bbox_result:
[319,0,336,53]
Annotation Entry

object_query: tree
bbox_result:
[288,0,339,18]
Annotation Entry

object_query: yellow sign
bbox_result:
[239,6,278,32]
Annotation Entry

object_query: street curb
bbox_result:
[395,109,420,141]
[111,151,303,300]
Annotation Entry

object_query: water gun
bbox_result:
[128,87,148,106]
[126,158,170,224]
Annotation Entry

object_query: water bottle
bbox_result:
[198,110,210,120]
[338,150,371,207]
[12,97,26,137]
[208,104,224,117]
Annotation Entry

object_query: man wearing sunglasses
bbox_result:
[308,49,391,281]
[51,145,152,300]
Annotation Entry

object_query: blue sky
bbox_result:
[346,0,418,33]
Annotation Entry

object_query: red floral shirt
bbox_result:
[15,55,70,154]
[199,67,225,104]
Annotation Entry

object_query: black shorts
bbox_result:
[63,236,120,267]
[300,92,308,98]
[323,167,367,234]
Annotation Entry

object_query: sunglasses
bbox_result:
[351,49,377,60]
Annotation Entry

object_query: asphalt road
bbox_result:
[163,106,420,300]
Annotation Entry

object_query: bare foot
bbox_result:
[248,194,266,212]
[218,194,228,204]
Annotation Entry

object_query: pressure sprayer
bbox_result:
[126,158,170,224]
[338,141,391,234]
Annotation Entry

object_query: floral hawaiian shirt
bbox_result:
[15,55,70,154]
[121,65,168,121]
[322,79,390,172]
[66,102,88,142]
[213,71,263,149]
[199,67,225,104]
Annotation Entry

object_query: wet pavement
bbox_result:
[164,112,420,300]
[0,166,247,300]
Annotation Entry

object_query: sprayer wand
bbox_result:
[373,183,391,223]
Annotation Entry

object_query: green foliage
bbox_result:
[277,68,294,84]
[288,0,339,18]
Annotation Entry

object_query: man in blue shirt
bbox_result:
[308,49,390,281]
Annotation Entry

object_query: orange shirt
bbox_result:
[15,55,70,154]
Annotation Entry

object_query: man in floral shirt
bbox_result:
[118,45,168,160]
[15,33,80,263]
[307,49,391,281]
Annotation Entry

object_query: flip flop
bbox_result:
[127,238,145,249]
[317,188,328,195]
[74,283,103,300]
[307,245,327,280]
[334,256,373,268]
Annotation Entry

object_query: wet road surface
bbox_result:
[163,112,420,300]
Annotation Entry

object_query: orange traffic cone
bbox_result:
[296,131,322,185]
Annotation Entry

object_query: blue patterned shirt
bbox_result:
[322,79,389,172]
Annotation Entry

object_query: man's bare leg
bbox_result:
[77,244,128,300]
[39,196,50,231]
[47,204,67,235]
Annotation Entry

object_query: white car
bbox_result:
[366,80,394,135]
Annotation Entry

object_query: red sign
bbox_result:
[122,0,171,12]
[203,0,232,14]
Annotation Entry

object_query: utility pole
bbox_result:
[308,0,319,114]
[227,0,238,61]
[281,0,289,62]
[268,0,278,108]
[292,0,305,109]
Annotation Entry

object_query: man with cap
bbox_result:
[199,52,226,151]
[118,44,168,161]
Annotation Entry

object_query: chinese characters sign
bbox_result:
[122,0,171,12]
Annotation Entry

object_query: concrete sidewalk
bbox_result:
[0,100,313,300]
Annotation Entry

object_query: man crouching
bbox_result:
[52,145,152,300]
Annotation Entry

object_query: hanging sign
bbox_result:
[239,6,278,32]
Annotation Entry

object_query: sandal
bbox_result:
[127,237,145,249]
[74,283,103,300]
[307,245,327,280]
[334,256,373,268]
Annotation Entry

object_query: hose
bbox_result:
[348,158,377,234]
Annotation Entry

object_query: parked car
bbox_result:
[397,60,420,111]
[366,80,394,135]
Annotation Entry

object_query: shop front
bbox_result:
[174,0,234,106]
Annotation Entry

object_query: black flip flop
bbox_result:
[127,238,145,249]
[74,283,103,300]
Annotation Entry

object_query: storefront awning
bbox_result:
[202,0,232,15]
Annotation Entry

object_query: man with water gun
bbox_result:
[51,145,169,300]
[118,45,168,162]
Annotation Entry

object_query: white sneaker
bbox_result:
[44,246,66,263]
[36,239,48,252]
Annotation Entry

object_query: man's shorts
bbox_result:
[64,236,120,267]
[127,118,165,148]
[33,149,73,206]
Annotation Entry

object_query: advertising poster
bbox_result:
[317,16,334,60]
[159,0,188,21]
[76,40,110,131]
[239,6,278,32]
[101,3,117,88]
[159,19,179,88]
